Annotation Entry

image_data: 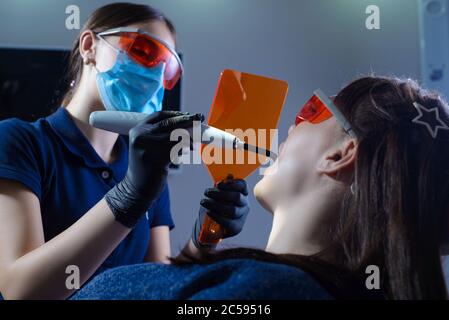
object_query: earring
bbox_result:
[350,183,356,195]
[83,55,93,65]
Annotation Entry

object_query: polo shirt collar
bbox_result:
[46,107,127,171]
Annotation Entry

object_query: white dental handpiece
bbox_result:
[89,111,276,160]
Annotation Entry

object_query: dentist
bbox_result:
[0,2,249,300]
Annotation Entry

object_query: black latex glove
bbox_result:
[192,179,250,248]
[105,111,204,228]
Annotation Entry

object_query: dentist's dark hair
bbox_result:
[61,2,176,107]
[173,76,449,300]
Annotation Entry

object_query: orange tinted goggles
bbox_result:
[295,93,332,126]
[98,27,183,90]
[296,89,356,138]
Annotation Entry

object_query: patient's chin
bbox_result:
[254,178,274,214]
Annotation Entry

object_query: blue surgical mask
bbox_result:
[96,48,165,114]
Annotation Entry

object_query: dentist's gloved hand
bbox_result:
[192,179,250,249]
[106,111,204,228]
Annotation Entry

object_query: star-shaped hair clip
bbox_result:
[411,102,449,139]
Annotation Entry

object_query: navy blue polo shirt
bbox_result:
[0,107,174,275]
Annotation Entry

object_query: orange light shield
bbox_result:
[198,69,288,245]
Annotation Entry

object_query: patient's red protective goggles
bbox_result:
[97,27,183,90]
[295,89,356,138]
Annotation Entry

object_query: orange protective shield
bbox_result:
[198,69,288,245]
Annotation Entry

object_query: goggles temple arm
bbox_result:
[313,89,357,138]
[96,34,119,53]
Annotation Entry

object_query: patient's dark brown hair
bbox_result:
[173,76,449,300]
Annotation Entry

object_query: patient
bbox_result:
[73,76,449,300]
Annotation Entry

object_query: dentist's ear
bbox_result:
[316,138,357,182]
[79,30,97,66]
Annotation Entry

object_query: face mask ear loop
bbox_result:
[97,34,120,52]
[95,34,122,74]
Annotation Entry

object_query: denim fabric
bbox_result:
[71,258,332,300]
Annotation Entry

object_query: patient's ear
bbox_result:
[316,139,357,181]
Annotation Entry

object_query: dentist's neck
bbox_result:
[65,79,119,163]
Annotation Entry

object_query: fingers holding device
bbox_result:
[192,178,250,249]
[89,111,277,160]
[104,111,204,228]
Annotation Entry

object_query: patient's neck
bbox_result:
[265,187,341,257]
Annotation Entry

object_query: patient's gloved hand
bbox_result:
[192,179,250,248]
